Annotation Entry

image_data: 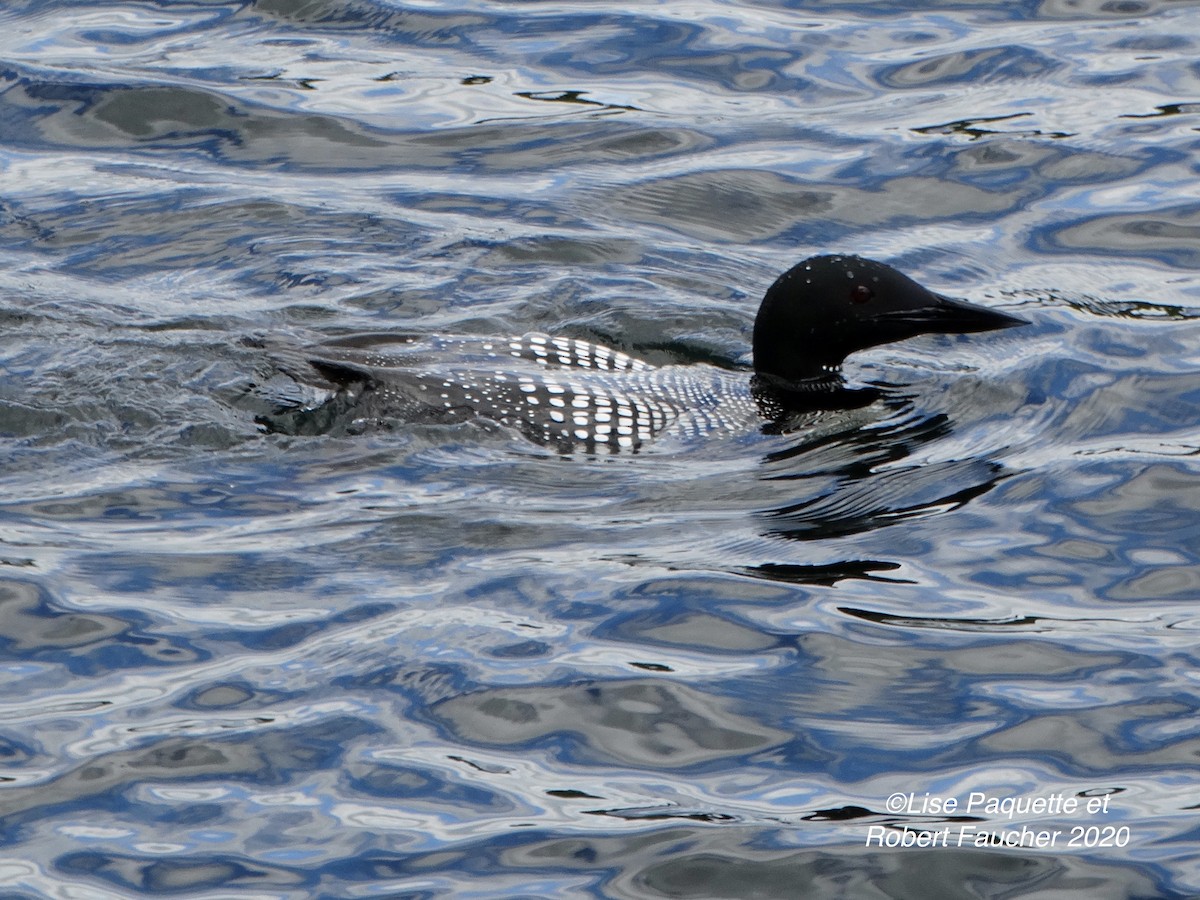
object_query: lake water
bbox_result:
[2,0,1199,897]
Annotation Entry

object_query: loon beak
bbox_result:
[877,293,1026,335]
[924,294,1028,333]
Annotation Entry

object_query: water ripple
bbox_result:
[3,0,1200,896]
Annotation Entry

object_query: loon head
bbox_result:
[752,254,1027,388]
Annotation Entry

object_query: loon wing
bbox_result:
[257,332,672,451]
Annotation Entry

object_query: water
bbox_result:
[1,0,1199,896]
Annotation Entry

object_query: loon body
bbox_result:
[262,255,1026,451]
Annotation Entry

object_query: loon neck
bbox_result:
[750,372,881,418]
[751,330,840,386]
[751,369,842,394]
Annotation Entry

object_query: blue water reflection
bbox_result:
[2,0,1200,896]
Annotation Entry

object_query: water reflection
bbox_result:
[433,680,790,768]
[4,0,1200,895]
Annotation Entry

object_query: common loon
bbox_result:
[261,255,1026,451]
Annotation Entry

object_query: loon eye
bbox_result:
[850,284,874,304]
